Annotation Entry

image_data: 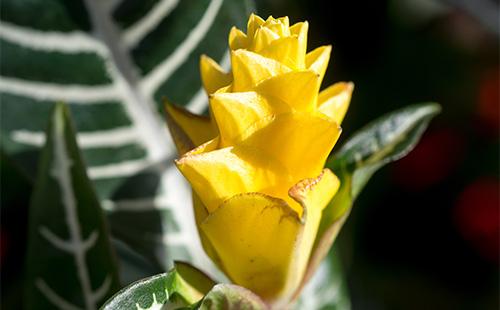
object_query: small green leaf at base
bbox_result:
[198,284,268,310]
[101,261,216,310]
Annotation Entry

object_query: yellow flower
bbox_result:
[165,14,353,305]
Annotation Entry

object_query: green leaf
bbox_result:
[102,261,216,309]
[331,102,442,198]
[1,0,253,280]
[198,284,268,310]
[298,103,441,307]
[321,102,441,239]
[24,103,121,309]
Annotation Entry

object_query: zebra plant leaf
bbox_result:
[297,103,441,308]
[24,103,121,310]
[102,261,216,310]
[1,0,253,280]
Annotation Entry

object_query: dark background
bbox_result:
[256,0,499,309]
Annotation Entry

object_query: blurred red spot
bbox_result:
[454,178,500,263]
[477,69,499,134]
[0,230,8,265]
[392,128,465,190]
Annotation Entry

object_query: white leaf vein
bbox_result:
[11,127,140,148]
[123,0,180,48]
[0,77,119,103]
[140,0,223,97]
[48,109,105,310]
[0,21,107,56]
[35,278,83,310]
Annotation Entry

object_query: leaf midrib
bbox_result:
[82,0,172,162]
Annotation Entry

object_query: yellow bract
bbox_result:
[165,14,353,305]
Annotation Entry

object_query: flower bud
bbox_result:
[165,14,353,305]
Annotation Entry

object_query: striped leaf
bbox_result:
[102,261,215,310]
[1,0,253,280]
[24,103,121,309]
